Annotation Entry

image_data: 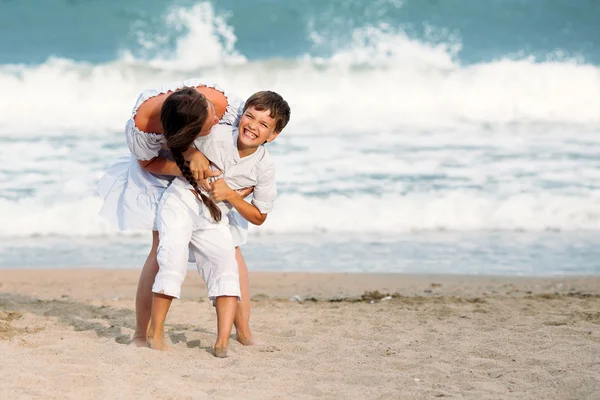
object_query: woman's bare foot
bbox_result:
[213,345,228,358]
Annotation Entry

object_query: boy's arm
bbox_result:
[228,193,268,225]
[210,179,268,225]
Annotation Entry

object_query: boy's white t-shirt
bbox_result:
[172,124,277,217]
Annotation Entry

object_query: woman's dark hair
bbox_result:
[161,87,222,223]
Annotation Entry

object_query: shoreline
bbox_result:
[2,269,599,300]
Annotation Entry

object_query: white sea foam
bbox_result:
[2,2,600,238]
[3,190,600,238]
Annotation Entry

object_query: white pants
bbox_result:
[153,183,241,301]
[185,210,247,263]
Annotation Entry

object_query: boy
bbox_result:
[147,91,290,357]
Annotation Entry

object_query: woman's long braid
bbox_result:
[160,87,222,223]
[172,150,222,223]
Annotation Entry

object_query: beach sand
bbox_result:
[0,269,599,399]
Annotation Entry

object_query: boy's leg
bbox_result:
[214,296,238,357]
[227,212,255,345]
[191,226,241,357]
[147,293,174,351]
[132,231,160,347]
[234,247,255,345]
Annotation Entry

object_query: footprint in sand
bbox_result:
[259,345,281,353]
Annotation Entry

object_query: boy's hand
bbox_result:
[210,179,235,202]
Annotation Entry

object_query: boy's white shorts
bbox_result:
[153,184,241,301]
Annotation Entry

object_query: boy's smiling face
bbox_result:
[238,106,279,149]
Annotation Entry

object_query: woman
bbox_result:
[98,78,255,348]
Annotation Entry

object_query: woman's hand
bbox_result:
[183,147,220,191]
[183,147,209,181]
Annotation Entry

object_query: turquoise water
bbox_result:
[1,0,598,64]
[2,232,600,275]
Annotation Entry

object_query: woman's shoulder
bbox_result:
[192,80,245,125]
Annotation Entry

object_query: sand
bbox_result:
[0,269,599,399]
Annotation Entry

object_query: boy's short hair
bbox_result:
[243,91,291,133]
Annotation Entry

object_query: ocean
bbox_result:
[1,0,599,275]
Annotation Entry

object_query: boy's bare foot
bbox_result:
[146,334,171,351]
[236,333,262,346]
[213,346,228,358]
[130,335,147,348]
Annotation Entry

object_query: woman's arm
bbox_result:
[138,147,218,190]
[210,179,267,225]
[138,158,181,176]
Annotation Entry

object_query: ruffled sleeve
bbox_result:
[219,92,245,126]
[125,119,167,161]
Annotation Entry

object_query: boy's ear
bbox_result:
[265,131,280,143]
